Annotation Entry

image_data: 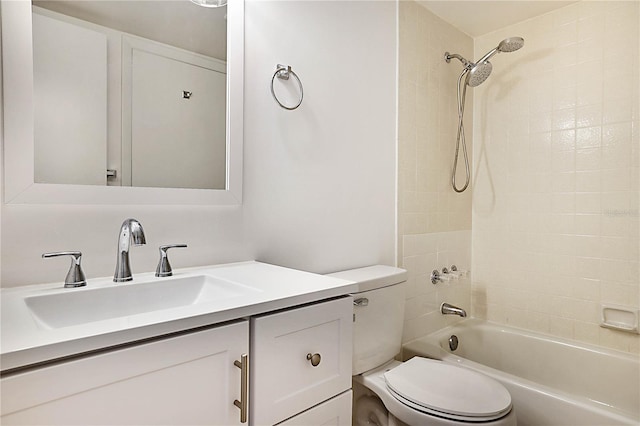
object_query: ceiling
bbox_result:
[33,0,227,60]
[32,1,578,58]
[419,1,578,37]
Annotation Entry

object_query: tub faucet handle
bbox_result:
[156,244,188,277]
[448,265,468,278]
[42,251,87,288]
[442,266,462,280]
[433,269,453,283]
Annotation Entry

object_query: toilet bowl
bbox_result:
[355,359,515,426]
[328,265,516,426]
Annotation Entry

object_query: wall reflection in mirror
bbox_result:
[32,1,228,190]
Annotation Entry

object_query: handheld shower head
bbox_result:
[475,36,525,66]
[497,36,525,53]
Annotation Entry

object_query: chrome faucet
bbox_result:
[114,218,146,282]
[441,302,467,317]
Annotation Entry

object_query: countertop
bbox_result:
[1,261,357,372]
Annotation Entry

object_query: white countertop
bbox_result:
[1,261,357,372]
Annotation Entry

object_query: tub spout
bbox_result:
[441,302,467,317]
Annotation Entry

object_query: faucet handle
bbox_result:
[42,251,87,288]
[431,269,453,284]
[155,244,187,277]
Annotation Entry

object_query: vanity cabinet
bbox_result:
[1,321,249,425]
[277,390,352,426]
[1,297,353,426]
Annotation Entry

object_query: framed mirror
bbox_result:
[1,0,243,205]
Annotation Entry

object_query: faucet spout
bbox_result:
[441,302,467,317]
[114,218,146,282]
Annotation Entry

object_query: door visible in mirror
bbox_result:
[31,0,228,190]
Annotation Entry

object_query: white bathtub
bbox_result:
[402,319,639,426]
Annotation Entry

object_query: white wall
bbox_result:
[242,0,397,273]
[0,0,397,287]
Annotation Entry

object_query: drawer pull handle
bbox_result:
[306,353,321,367]
[353,298,369,307]
[233,354,248,423]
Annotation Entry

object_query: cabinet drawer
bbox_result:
[276,390,352,426]
[251,297,353,425]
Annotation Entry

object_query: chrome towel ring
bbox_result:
[271,64,303,110]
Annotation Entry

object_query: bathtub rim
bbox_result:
[405,318,639,362]
[402,318,640,424]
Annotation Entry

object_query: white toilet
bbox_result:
[329,265,516,426]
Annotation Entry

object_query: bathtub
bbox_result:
[402,319,639,426]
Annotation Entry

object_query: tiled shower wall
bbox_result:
[398,1,473,342]
[472,1,639,354]
[402,231,471,341]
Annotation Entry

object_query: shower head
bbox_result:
[476,36,525,65]
[467,61,493,87]
[445,36,524,88]
[497,37,525,53]
[446,36,525,193]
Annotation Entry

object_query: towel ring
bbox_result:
[271,64,303,110]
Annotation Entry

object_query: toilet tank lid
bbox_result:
[327,265,407,293]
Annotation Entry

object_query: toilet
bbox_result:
[328,265,516,426]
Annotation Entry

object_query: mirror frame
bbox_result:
[1,0,243,205]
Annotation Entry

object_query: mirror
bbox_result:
[1,0,243,204]
[32,1,227,190]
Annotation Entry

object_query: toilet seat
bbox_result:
[384,357,512,422]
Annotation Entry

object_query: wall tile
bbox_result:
[398,1,474,344]
[398,0,473,241]
[400,231,471,343]
[472,1,639,354]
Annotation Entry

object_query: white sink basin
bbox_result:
[25,275,255,329]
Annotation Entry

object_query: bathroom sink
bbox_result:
[24,275,254,329]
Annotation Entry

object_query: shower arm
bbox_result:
[444,52,472,68]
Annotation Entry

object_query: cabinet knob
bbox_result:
[306,353,321,367]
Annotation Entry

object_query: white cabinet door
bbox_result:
[276,391,352,426]
[251,297,353,425]
[1,321,248,425]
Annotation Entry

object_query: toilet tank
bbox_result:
[328,265,407,375]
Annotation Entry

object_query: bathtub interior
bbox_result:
[403,319,640,421]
